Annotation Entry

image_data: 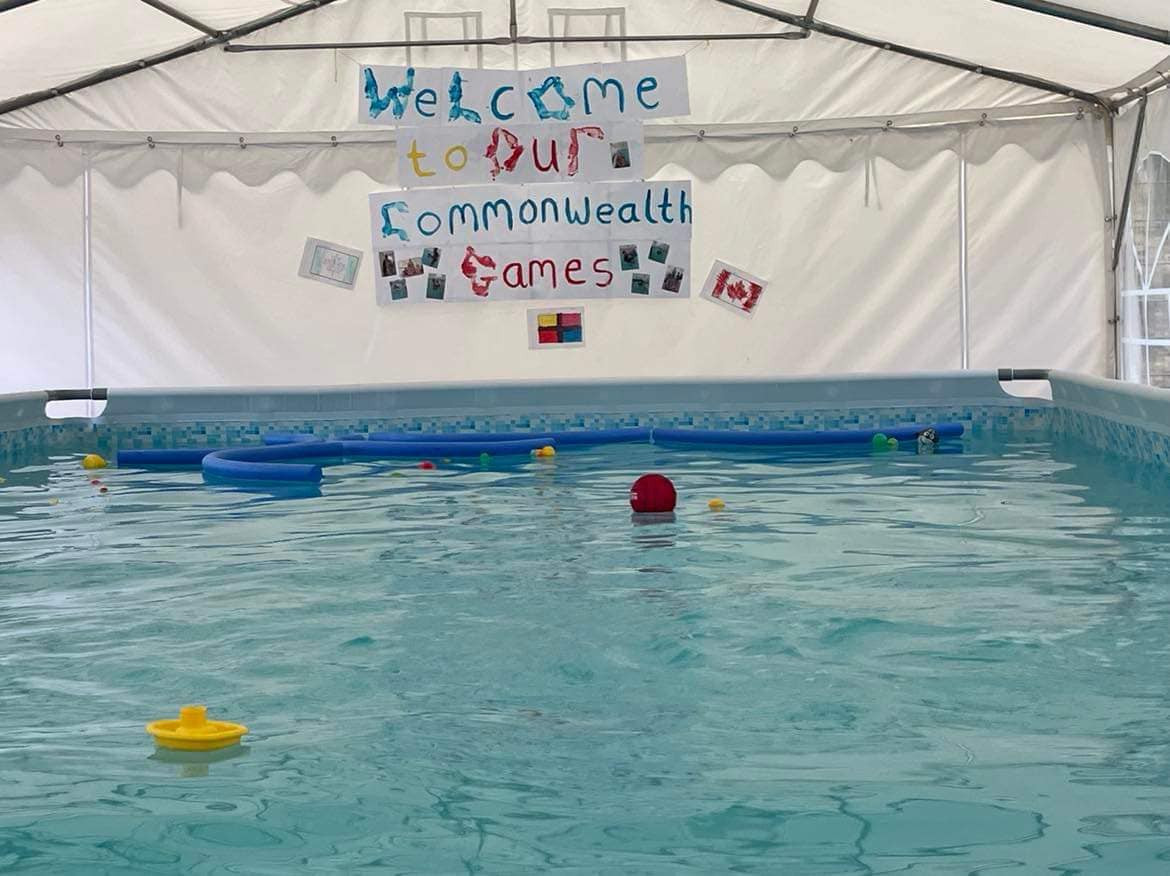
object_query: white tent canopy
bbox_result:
[2,0,1168,392]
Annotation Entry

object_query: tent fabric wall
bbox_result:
[3,0,1169,132]
[0,150,87,392]
[85,147,964,388]
[0,0,1084,134]
[0,0,1135,393]
[966,119,1111,374]
[0,116,1081,392]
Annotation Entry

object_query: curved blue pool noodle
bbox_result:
[651,423,964,446]
[117,448,219,466]
[202,441,344,483]
[369,427,649,446]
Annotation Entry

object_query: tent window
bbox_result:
[547,7,626,67]
[404,11,484,69]
[1122,153,1170,386]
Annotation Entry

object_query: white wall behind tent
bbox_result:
[0,0,1138,392]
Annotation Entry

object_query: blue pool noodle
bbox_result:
[370,427,651,446]
[117,448,218,466]
[200,438,551,483]
[119,423,962,484]
[651,423,963,446]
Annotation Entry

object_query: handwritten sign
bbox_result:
[398,121,644,188]
[372,239,690,302]
[359,57,689,127]
[369,180,692,247]
[369,181,692,302]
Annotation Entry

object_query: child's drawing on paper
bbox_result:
[700,260,768,317]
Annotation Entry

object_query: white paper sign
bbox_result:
[360,57,689,127]
[398,121,644,188]
[369,180,692,248]
[700,259,769,317]
[372,238,690,303]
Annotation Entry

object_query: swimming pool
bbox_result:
[2,372,1170,872]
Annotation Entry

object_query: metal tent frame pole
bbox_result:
[1113,95,1148,272]
[224,31,811,52]
[985,0,1170,46]
[4,0,1146,116]
[0,0,341,117]
[711,0,1110,110]
[138,0,219,37]
[1115,73,1170,109]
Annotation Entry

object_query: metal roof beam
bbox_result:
[223,30,811,52]
[139,0,220,37]
[0,0,338,117]
[711,0,1111,110]
[986,0,1170,46]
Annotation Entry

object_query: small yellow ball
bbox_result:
[708,498,726,511]
[887,437,899,450]
[81,454,107,470]
[540,446,556,457]
[48,497,59,506]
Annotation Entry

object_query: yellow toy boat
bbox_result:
[146,705,248,752]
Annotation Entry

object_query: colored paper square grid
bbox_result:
[528,307,585,349]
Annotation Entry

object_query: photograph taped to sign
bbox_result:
[700,259,769,317]
[359,57,689,127]
[373,245,449,305]
[298,237,362,289]
[398,121,645,188]
[369,180,692,248]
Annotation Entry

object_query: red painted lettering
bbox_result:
[565,258,585,285]
[593,257,613,288]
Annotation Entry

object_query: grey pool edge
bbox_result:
[0,370,1166,466]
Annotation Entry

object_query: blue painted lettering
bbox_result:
[636,76,660,110]
[582,77,625,116]
[490,85,515,121]
[415,87,438,118]
[527,76,575,121]
[380,201,409,240]
[448,71,482,124]
[364,67,415,120]
[418,210,441,237]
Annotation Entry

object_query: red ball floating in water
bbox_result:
[99,487,108,494]
[90,479,101,486]
[630,473,677,513]
[418,460,436,470]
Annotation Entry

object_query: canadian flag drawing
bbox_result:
[700,260,769,317]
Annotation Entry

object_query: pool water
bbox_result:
[2,435,1170,873]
